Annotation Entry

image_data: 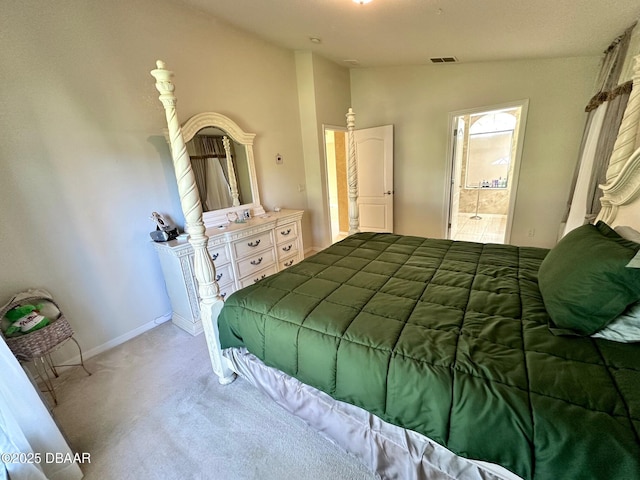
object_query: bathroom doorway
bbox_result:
[446,101,528,243]
[324,127,350,244]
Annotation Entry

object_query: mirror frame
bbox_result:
[177,112,265,227]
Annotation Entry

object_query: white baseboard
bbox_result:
[62,312,172,365]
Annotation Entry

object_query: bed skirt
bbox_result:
[224,347,520,480]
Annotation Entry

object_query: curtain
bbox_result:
[190,158,209,211]
[585,86,632,220]
[561,23,635,237]
[0,338,83,480]
[563,107,608,233]
[205,158,233,210]
[186,141,210,211]
[189,136,233,210]
[200,136,230,183]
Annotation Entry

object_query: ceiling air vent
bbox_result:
[430,56,458,64]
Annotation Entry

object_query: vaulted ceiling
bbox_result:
[178,0,640,67]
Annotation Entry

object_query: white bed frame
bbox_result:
[151,55,640,477]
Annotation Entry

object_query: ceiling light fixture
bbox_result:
[353,0,372,4]
[309,36,322,44]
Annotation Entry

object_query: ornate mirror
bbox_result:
[175,112,265,227]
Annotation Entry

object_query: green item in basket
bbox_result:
[4,304,50,336]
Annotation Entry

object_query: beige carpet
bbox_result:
[50,322,376,480]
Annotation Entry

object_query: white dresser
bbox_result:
[154,209,304,335]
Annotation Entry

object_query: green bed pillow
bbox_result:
[538,221,640,336]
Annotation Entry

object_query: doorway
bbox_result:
[324,127,349,244]
[446,101,528,244]
[324,124,394,244]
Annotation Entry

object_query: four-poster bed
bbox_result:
[151,58,640,480]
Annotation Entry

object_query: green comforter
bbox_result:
[219,232,640,480]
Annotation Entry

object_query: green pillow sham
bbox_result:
[538,221,640,336]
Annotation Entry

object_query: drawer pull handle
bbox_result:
[248,239,261,247]
[254,274,266,283]
[211,253,219,261]
[282,245,292,252]
[284,259,294,267]
[250,257,263,266]
[280,229,291,236]
[216,273,223,281]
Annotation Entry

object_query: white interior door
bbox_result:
[355,125,394,232]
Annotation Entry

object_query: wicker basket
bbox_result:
[0,295,74,361]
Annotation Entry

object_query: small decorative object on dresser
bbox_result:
[149,211,179,242]
[154,209,303,335]
[148,94,304,335]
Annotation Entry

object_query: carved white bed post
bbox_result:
[151,60,236,385]
[222,136,241,207]
[598,55,640,224]
[346,108,360,234]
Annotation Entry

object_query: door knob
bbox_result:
[384,191,393,195]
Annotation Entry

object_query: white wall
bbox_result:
[0,0,308,360]
[350,57,600,247]
[296,52,352,250]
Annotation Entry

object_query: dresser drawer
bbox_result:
[189,258,233,286]
[218,283,236,301]
[214,263,234,288]
[276,240,298,259]
[237,248,276,279]
[208,244,231,265]
[233,231,273,258]
[275,222,298,244]
[239,265,277,288]
[193,263,233,295]
[197,274,235,302]
[279,255,300,270]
